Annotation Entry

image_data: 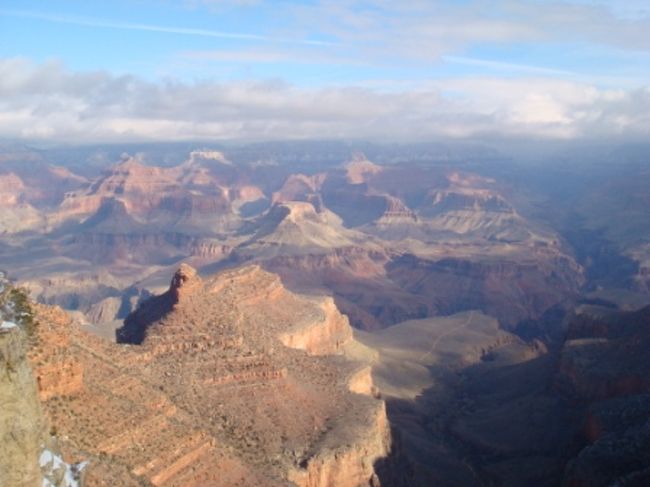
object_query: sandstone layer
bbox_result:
[30,265,391,486]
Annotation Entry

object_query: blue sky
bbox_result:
[1,0,649,142]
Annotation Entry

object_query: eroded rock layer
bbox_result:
[30,265,391,486]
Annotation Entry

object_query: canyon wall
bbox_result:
[0,326,45,487]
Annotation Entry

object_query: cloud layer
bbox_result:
[1,57,648,143]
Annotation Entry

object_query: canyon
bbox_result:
[1,141,649,486]
[21,264,393,486]
[0,146,585,335]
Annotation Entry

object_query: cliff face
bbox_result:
[2,152,585,344]
[387,251,583,329]
[29,305,84,401]
[28,264,393,486]
[0,326,45,487]
[553,306,650,486]
[279,297,353,356]
[555,306,650,402]
[288,401,389,487]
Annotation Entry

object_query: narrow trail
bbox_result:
[416,311,475,363]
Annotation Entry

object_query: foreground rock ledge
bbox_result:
[30,264,393,486]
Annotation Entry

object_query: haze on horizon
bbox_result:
[1,0,649,144]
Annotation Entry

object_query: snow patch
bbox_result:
[40,448,87,487]
[0,320,17,331]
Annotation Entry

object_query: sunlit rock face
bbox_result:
[0,326,45,487]
[25,265,392,486]
[0,147,587,339]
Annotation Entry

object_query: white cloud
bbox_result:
[0,58,648,143]
[277,0,650,65]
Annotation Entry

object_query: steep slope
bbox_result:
[0,325,45,487]
[0,143,87,207]
[354,311,553,485]
[236,201,371,258]
[386,247,583,330]
[1,148,586,336]
[344,154,383,185]
[360,170,555,244]
[31,264,391,486]
[555,305,650,402]
[0,172,44,233]
[553,305,650,486]
[272,173,326,210]
[354,302,650,486]
[0,275,86,487]
[232,201,406,330]
[51,153,267,264]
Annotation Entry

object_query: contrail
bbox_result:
[0,9,338,47]
[443,55,575,76]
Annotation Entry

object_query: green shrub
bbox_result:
[0,277,38,338]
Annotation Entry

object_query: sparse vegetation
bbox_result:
[0,272,38,339]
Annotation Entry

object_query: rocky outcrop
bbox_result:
[564,395,650,487]
[32,264,395,486]
[344,154,383,185]
[288,400,389,487]
[273,173,327,210]
[376,196,417,223]
[387,252,583,329]
[0,172,26,205]
[0,326,45,487]
[550,307,650,485]
[347,365,376,396]
[69,231,232,263]
[86,296,122,324]
[169,263,203,303]
[236,201,370,260]
[279,297,353,355]
[555,306,650,402]
[0,172,45,232]
[29,305,84,400]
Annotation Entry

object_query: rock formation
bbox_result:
[0,148,586,334]
[0,325,45,487]
[0,275,86,487]
[28,265,392,486]
[556,305,650,401]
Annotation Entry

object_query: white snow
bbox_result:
[40,448,87,487]
[0,320,17,331]
[39,449,65,470]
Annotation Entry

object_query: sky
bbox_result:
[1,0,649,143]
